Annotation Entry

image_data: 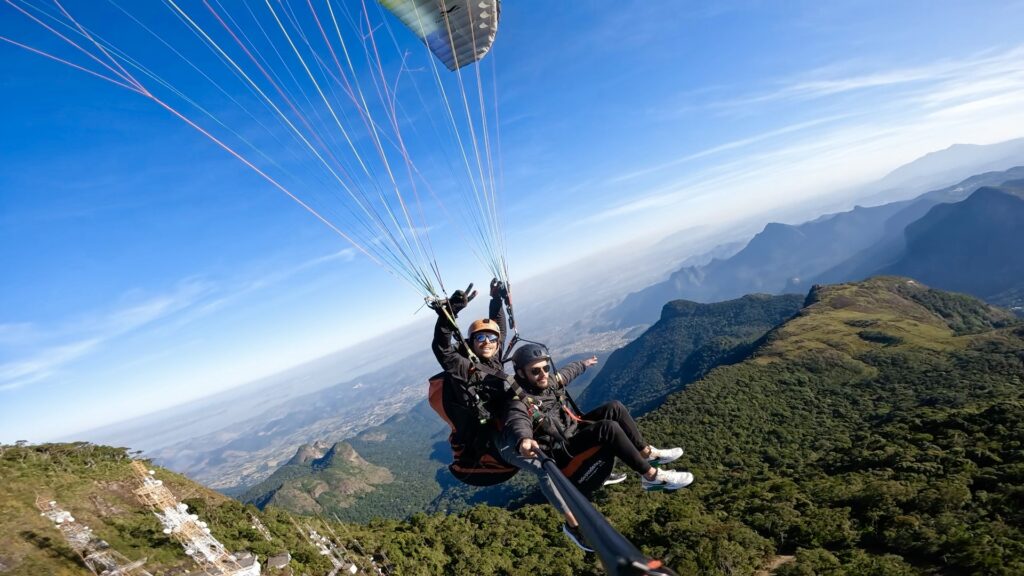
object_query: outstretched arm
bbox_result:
[555,356,598,387]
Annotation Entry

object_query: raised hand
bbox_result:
[490,278,508,299]
[449,283,477,314]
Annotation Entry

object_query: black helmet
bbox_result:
[512,343,550,372]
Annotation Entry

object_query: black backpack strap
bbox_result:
[460,372,492,424]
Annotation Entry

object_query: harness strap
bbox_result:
[562,404,585,424]
[472,358,585,453]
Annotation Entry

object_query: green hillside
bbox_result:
[606,277,1023,575]
[578,293,804,413]
[0,443,597,576]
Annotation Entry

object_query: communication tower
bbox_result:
[249,513,273,542]
[130,461,261,576]
[35,496,153,576]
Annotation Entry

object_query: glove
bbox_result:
[490,278,508,299]
[448,283,477,315]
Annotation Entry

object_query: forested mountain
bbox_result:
[6,278,1022,575]
[239,441,393,516]
[577,293,804,414]
[812,167,1024,287]
[610,276,1023,575]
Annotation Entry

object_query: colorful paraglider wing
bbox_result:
[379,0,499,70]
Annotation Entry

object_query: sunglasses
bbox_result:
[530,364,551,376]
[473,333,499,344]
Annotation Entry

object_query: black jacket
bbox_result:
[501,361,588,455]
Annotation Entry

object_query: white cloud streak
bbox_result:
[0,249,355,394]
[712,46,1024,110]
[611,114,850,183]
[0,281,209,393]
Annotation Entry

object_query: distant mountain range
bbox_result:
[608,166,1024,327]
[856,137,1024,206]
[879,181,1024,303]
[607,202,909,327]
[154,352,433,492]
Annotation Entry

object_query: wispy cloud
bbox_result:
[578,44,1024,232]
[0,322,38,345]
[0,281,209,393]
[0,249,355,394]
[611,114,849,183]
[709,45,1024,111]
[0,339,101,391]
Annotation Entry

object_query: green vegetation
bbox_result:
[239,441,392,516]
[0,442,595,576]
[3,277,1022,575]
[623,277,1024,574]
[579,293,804,413]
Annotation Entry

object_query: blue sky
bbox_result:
[3,0,1024,443]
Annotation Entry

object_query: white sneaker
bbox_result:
[646,446,684,465]
[641,468,694,491]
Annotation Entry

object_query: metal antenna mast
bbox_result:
[35,496,153,576]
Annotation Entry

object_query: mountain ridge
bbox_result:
[857,136,1024,205]
[877,182,1024,302]
[609,165,1024,326]
[239,440,393,516]
[579,293,804,414]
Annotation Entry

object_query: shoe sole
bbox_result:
[561,525,594,553]
[642,478,694,491]
[643,484,691,491]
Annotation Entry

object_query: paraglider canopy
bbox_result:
[380,0,500,70]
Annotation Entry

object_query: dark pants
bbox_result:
[562,400,652,475]
[497,400,653,513]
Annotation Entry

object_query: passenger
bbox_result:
[499,343,693,551]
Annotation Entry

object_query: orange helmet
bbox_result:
[467,318,500,337]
